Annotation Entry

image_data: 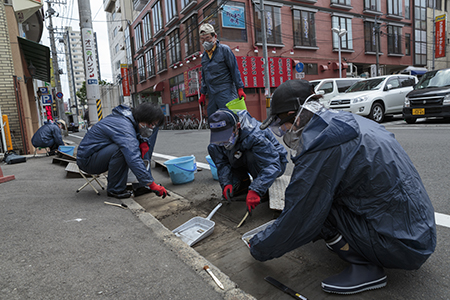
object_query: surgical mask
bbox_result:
[139,124,153,138]
[203,41,215,51]
[224,132,238,150]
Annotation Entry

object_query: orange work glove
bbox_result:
[246,190,260,212]
[237,88,246,100]
[223,184,233,201]
[199,94,206,106]
[148,182,169,198]
[139,142,149,158]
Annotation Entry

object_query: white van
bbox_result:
[310,78,362,108]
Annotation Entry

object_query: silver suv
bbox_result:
[328,75,417,123]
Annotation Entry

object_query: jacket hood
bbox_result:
[237,110,259,139]
[112,105,136,126]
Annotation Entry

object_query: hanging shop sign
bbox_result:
[184,66,202,97]
[435,14,446,58]
[120,64,131,96]
[222,5,246,29]
[236,56,293,88]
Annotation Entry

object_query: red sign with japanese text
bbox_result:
[120,64,130,96]
[435,15,446,58]
[236,56,293,88]
[184,66,202,97]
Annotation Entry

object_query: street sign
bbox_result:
[38,87,49,94]
[295,62,304,73]
[295,72,305,79]
[41,94,53,105]
[56,92,63,98]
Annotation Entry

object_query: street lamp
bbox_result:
[332,27,347,78]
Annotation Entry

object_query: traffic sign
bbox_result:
[295,72,305,79]
[295,62,304,73]
[56,92,63,98]
[41,94,53,105]
[38,87,49,94]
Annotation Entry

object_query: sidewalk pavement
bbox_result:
[0,155,255,300]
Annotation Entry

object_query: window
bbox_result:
[293,9,316,47]
[364,0,381,11]
[143,14,152,43]
[414,1,426,65]
[155,40,167,72]
[405,0,410,19]
[304,63,318,75]
[169,74,186,104]
[364,22,380,53]
[113,27,118,37]
[320,81,333,94]
[134,23,142,50]
[405,33,411,56]
[168,29,182,65]
[387,26,402,54]
[71,33,75,36]
[115,60,121,70]
[255,4,282,44]
[399,76,415,87]
[386,77,400,89]
[181,0,195,11]
[336,80,357,92]
[165,0,177,23]
[145,49,155,77]
[387,0,402,17]
[203,1,247,42]
[331,0,351,5]
[332,16,353,50]
[115,44,119,53]
[428,0,442,10]
[137,56,145,82]
[112,11,116,20]
[125,24,132,65]
[183,14,200,56]
[152,1,163,34]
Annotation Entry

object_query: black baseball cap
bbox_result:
[260,79,313,130]
[208,109,239,144]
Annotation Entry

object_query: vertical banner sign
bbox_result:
[236,56,293,88]
[184,66,202,97]
[120,64,131,96]
[82,28,100,98]
[435,14,446,58]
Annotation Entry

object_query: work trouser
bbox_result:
[77,143,128,193]
[132,126,159,190]
[207,89,238,117]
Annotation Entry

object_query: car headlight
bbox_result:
[443,94,450,105]
[404,97,410,107]
[352,95,369,104]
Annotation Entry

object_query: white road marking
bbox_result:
[435,212,450,229]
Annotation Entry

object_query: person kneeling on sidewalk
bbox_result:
[207,108,288,213]
[76,103,168,199]
[248,79,437,295]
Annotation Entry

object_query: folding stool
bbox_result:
[33,147,50,157]
[76,166,107,195]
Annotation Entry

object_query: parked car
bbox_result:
[310,77,362,108]
[403,68,450,124]
[66,114,79,132]
[328,75,417,123]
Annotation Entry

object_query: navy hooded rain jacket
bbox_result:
[208,111,288,196]
[31,121,64,149]
[250,109,436,270]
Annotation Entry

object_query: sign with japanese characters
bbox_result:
[120,64,131,96]
[82,28,100,98]
[435,14,446,58]
[222,5,245,29]
[236,56,293,88]
[184,66,202,97]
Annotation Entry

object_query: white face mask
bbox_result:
[203,41,215,51]
[139,124,153,138]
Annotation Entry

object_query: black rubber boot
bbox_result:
[321,235,387,295]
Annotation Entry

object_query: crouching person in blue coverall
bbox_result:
[249,80,436,295]
[77,103,169,199]
[31,120,65,155]
[207,109,288,212]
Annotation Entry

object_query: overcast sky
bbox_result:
[41,0,112,103]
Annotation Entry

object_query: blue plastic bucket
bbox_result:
[164,156,197,184]
[58,145,75,156]
[205,155,219,181]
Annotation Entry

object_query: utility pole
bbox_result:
[78,0,100,126]
[259,0,271,115]
[374,16,380,76]
[46,2,65,121]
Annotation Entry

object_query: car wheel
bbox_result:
[370,103,385,123]
[405,118,417,124]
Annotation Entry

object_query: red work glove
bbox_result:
[148,182,169,198]
[238,88,246,100]
[199,94,206,106]
[246,190,260,212]
[139,142,149,158]
[223,184,233,201]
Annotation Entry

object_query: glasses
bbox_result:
[269,115,295,137]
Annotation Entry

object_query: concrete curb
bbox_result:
[122,197,257,300]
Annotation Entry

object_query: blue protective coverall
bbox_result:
[250,109,436,270]
[201,41,244,116]
[208,110,288,197]
[31,121,64,150]
[76,105,154,193]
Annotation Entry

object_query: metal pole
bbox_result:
[432,0,436,70]
[260,0,271,109]
[47,2,64,120]
[78,0,100,126]
[375,17,380,76]
[66,30,79,122]
[0,107,7,153]
[338,28,342,78]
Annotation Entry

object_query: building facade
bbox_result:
[63,27,85,111]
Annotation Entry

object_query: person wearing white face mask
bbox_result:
[198,23,246,116]
[77,103,169,199]
[207,108,288,213]
[248,79,436,295]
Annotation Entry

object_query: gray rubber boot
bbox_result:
[321,235,387,294]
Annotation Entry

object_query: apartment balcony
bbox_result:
[104,0,116,13]
[134,0,148,11]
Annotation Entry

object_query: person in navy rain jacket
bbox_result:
[31,120,65,155]
[208,108,288,213]
[198,23,246,116]
[76,103,168,200]
[250,79,436,295]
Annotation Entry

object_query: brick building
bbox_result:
[125,0,423,121]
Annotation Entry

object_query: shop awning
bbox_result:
[18,37,51,82]
[153,81,164,92]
